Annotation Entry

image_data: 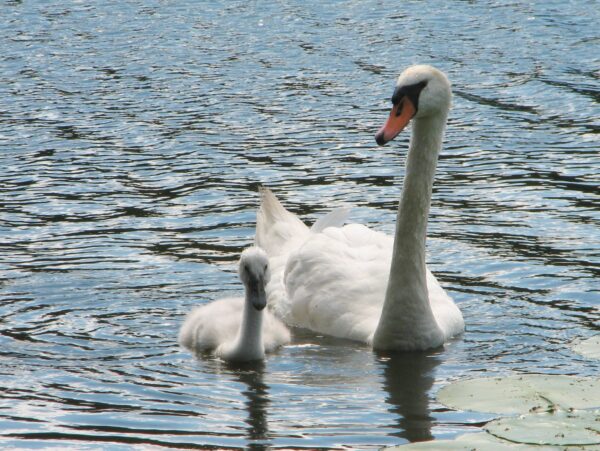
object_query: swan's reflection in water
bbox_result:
[208,334,441,448]
[226,361,271,450]
[376,350,442,442]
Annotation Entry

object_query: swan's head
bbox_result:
[238,247,270,311]
[375,65,451,146]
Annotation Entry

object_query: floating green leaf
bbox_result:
[385,429,600,450]
[574,336,600,360]
[396,376,600,450]
[383,432,531,449]
[486,410,600,446]
[437,375,600,415]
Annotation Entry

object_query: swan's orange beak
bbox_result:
[374,97,416,146]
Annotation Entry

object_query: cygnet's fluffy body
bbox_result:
[179,247,290,361]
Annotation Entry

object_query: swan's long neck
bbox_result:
[229,291,265,360]
[373,114,447,351]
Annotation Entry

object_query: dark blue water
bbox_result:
[1,1,599,449]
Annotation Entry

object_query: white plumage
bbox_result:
[257,65,465,351]
[179,247,290,361]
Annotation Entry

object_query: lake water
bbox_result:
[1,1,599,449]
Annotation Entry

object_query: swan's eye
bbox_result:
[264,263,268,272]
[395,98,405,117]
[391,80,428,109]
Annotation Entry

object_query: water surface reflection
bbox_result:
[230,361,271,449]
[378,351,441,443]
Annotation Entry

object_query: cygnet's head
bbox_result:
[238,247,270,311]
[375,65,452,146]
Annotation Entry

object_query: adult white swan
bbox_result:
[179,247,290,361]
[256,65,464,351]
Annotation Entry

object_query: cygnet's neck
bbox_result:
[229,290,265,361]
[373,114,447,350]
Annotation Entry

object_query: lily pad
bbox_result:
[437,375,600,415]
[486,410,600,446]
[574,336,600,360]
[383,432,533,449]
[385,429,600,450]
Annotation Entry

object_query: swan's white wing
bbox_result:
[257,188,462,343]
[310,208,351,233]
[277,223,393,342]
[272,222,463,343]
[256,187,309,257]
[426,270,465,338]
[257,188,349,320]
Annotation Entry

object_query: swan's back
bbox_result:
[256,187,309,257]
[279,224,461,343]
[282,224,390,342]
[257,188,463,346]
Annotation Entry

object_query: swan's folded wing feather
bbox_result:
[310,208,351,233]
[256,187,309,257]
[281,224,393,342]
[426,269,465,337]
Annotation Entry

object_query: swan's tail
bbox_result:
[256,187,309,257]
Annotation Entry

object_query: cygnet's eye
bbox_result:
[263,263,268,272]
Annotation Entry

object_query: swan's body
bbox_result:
[179,247,290,361]
[257,65,464,351]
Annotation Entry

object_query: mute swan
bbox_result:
[256,65,464,351]
[179,247,290,361]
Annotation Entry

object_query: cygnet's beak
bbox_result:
[375,97,416,146]
[249,277,267,311]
